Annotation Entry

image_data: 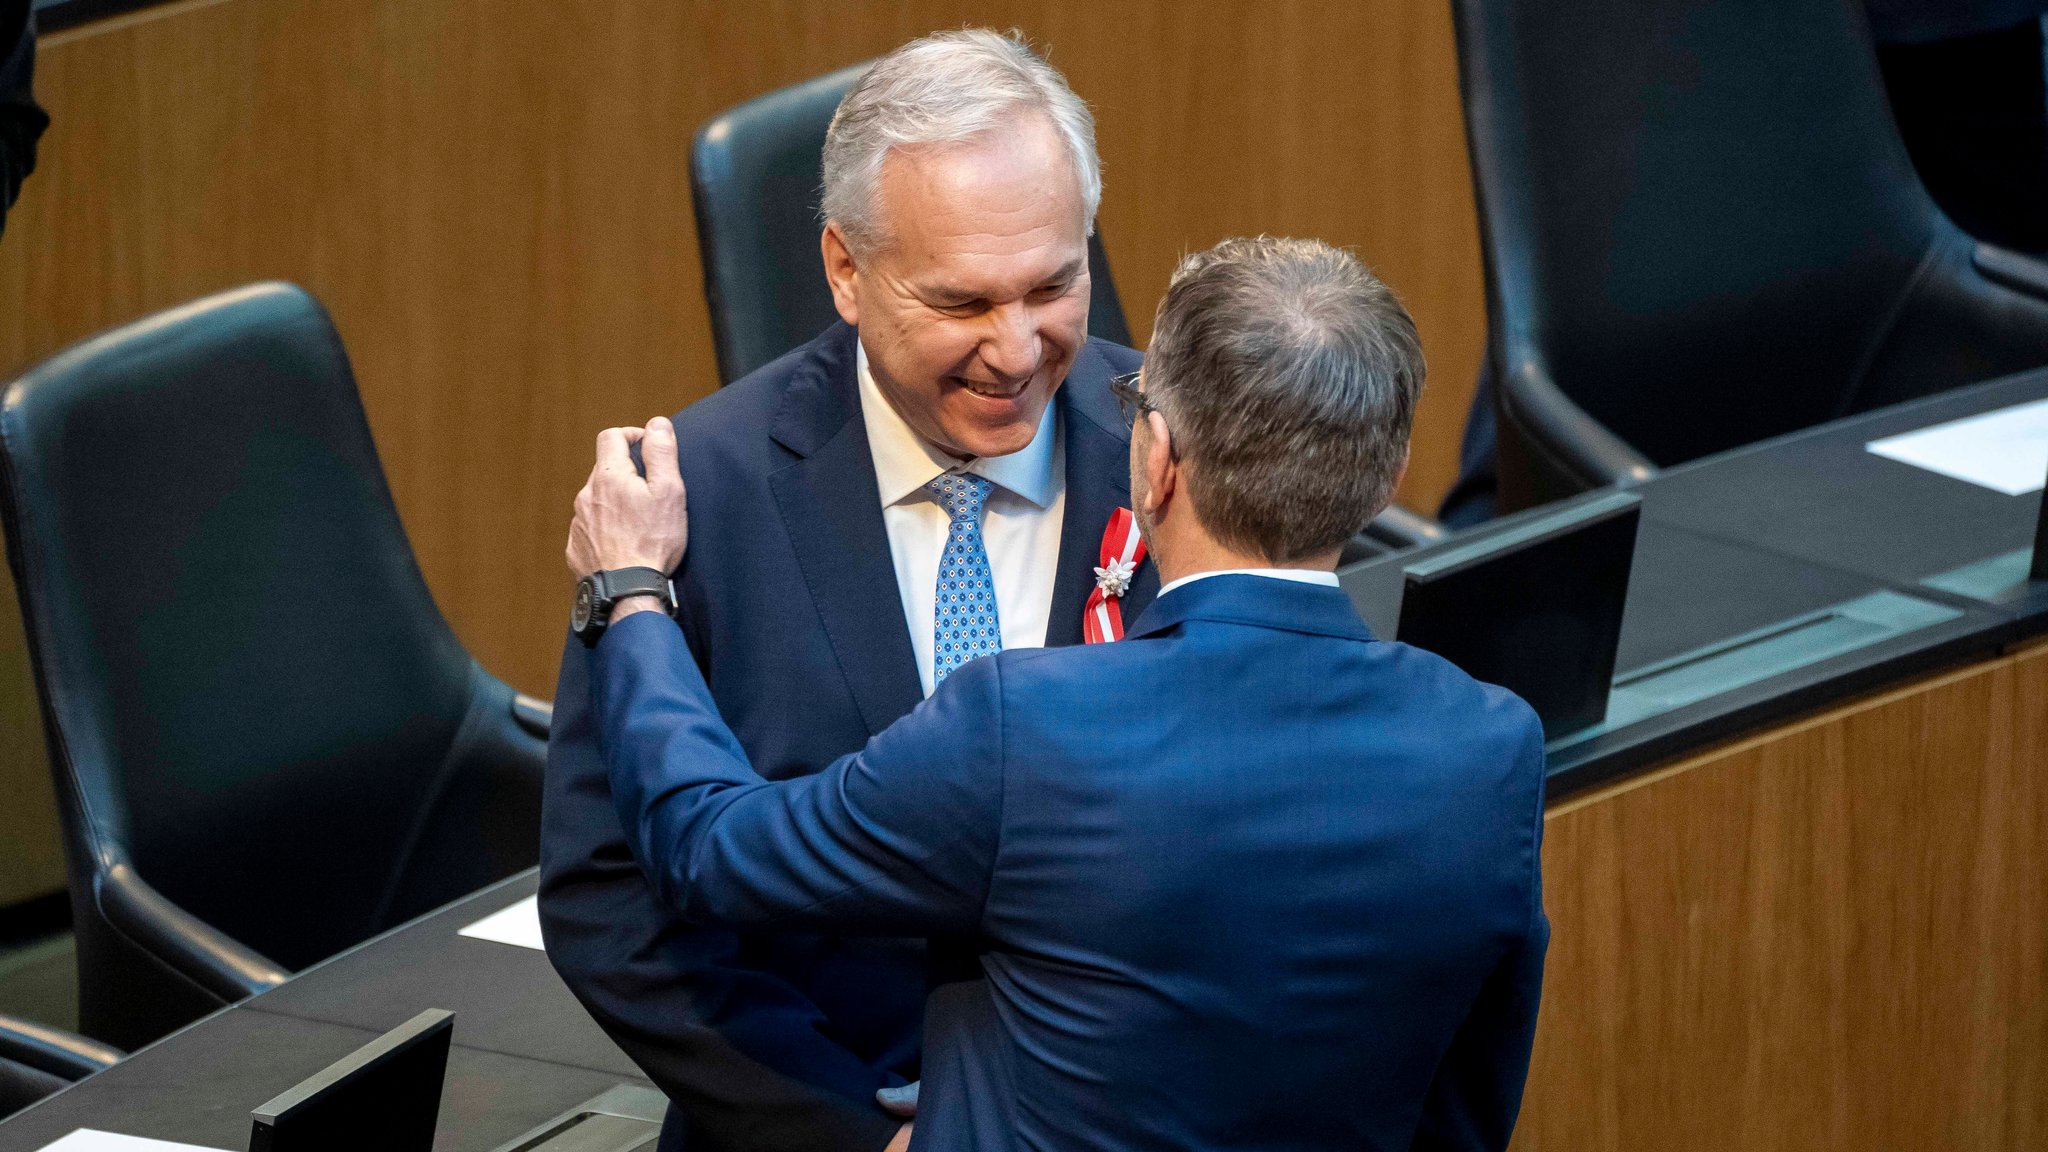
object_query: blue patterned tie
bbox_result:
[927,473,1002,683]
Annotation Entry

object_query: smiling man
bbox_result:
[539,31,1151,1152]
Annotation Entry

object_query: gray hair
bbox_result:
[822,29,1102,254]
[1144,237,1426,562]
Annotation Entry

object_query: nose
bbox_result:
[978,301,1041,384]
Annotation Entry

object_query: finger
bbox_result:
[595,427,634,472]
[642,416,680,487]
[875,1080,919,1117]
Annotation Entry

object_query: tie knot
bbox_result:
[926,473,993,523]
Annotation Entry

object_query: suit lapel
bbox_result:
[1047,341,1158,648]
[767,324,924,737]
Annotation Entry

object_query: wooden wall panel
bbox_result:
[1516,645,2048,1151]
[0,0,1483,702]
[0,599,59,908]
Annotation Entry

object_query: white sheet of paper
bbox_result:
[34,1131,229,1152]
[457,894,543,951]
[1866,397,2048,495]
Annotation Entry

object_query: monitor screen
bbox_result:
[1396,492,1641,737]
[2032,458,2048,580]
[249,1008,453,1152]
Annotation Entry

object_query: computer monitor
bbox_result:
[1396,492,1641,737]
[248,1008,453,1152]
[2032,457,2048,581]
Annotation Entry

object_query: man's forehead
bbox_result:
[908,248,1086,296]
[869,115,1086,254]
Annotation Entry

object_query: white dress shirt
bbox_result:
[1156,568,1342,599]
[858,342,1067,698]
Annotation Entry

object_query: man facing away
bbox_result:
[540,30,1152,1152]
[567,237,1550,1151]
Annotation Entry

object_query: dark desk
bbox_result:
[1642,372,2046,594]
[1341,367,2048,798]
[0,873,635,1152]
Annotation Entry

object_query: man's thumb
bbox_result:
[876,1080,919,1117]
[642,415,679,479]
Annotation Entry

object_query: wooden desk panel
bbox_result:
[1516,643,2048,1151]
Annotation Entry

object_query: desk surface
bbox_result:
[1342,367,2048,798]
[1643,372,2047,591]
[0,874,630,1152]
[244,875,637,1081]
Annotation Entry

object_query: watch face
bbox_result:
[572,578,595,633]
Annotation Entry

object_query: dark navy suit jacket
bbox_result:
[538,322,1153,1152]
[595,575,1549,1152]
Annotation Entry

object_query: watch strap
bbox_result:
[575,566,678,648]
[595,566,675,611]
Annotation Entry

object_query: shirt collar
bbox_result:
[1156,568,1342,599]
[857,338,1060,509]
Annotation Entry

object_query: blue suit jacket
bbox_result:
[597,575,1549,1152]
[538,322,1154,1152]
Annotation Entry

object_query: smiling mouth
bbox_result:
[956,376,1029,401]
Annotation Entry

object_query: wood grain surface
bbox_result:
[1516,642,2048,1151]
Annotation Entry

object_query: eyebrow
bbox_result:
[921,258,1086,306]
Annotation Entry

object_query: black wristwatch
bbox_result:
[573,566,679,648]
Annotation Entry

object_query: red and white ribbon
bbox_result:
[1083,507,1147,644]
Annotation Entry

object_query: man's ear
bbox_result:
[1142,410,1176,521]
[821,223,861,327]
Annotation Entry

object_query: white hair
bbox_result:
[821,29,1102,254]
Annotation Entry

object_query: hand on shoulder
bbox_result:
[565,415,689,581]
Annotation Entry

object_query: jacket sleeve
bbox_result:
[539,627,908,1152]
[1411,715,1551,1152]
[594,609,1004,936]
[0,1,49,224]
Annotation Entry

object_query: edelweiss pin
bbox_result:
[1093,557,1137,598]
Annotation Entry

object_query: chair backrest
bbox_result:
[0,1012,119,1119]
[1455,0,1956,467]
[691,61,1133,385]
[0,1058,64,1120]
[0,284,518,973]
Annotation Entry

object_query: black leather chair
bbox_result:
[691,62,1133,385]
[693,63,1440,557]
[0,1014,120,1119]
[0,283,549,1050]
[1455,0,2048,511]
